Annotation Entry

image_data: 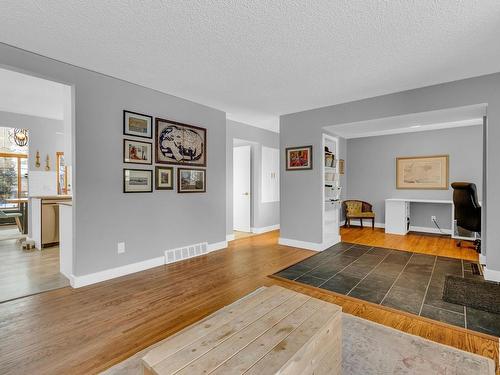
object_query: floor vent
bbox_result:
[165,242,208,264]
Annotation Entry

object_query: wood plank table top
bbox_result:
[142,285,342,375]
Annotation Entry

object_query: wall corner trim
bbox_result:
[278,237,340,252]
[483,267,500,282]
[251,224,280,234]
[71,239,228,288]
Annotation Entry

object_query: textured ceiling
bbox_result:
[1,1,500,132]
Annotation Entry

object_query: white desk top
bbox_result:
[386,198,453,204]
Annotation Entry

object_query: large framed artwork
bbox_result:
[155,118,206,166]
[123,110,153,139]
[396,155,449,190]
[286,145,313,171]
[177,168,206,193]
[123,168,153,193]
[123,139,152,165]
[155,166,174,190]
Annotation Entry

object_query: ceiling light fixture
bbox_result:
[9,128,29,147]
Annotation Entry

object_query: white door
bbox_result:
[233,145,251,232]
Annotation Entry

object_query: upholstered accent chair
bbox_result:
[343,200,375,229]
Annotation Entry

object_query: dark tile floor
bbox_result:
[275,242,500,337]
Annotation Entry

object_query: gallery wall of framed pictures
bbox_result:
[122,110,207,193]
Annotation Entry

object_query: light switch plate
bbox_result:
[117,242,125,254]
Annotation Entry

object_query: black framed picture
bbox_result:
[123,139,152,165]
[123,168,153,193]
[177,168,206,193]
[155,166,174,190]
[123,110,153,139]
[286,145,313,170]
[155,118,206,166]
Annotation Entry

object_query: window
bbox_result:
[0,127,29,209]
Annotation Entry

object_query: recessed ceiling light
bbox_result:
[410,125,422,128]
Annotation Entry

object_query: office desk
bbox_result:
[385,198,453,235]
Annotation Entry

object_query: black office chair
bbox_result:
[451,182,481,252]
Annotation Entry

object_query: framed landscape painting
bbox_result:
[396,155,449,190]
[155,118,206,166]
[123,169,153,193]
[177,168,206,193]
[155,166,174,190]
[123,139,152,165]
[123,110,152,139]
[286,145,313,171]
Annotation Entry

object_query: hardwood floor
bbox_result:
[0,230,69,303]
[341,226,479,261]
[0,229,496,375]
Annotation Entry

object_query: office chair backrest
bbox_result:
[451,182,481,233]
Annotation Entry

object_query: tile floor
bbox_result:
[275,242,500,337]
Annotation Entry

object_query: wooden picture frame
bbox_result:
[155,166,174,190]
[123,139,152,165]
[123,168,153,193]
[396,155,449,190]
[286,145,313,171]
[123,110,153,139]
[155,118,207,166]
[177,168,206,193]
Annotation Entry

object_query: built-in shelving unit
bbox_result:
[322,134,342,246]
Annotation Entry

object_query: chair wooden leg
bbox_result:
[344,217,348,227]
[347,218,350,228]
[14,217,22,232]
[372,218,375,229]
[360,218,363,228]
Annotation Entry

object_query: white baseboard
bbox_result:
[207,240,228,252]
[71,239,228,288]
[278,236,340,252]
[226,234,235,242]
[409,225,452,235]
[70,255,165,288]
[479,253,486,265]
[251,224,280,234]
[483,267,500,282]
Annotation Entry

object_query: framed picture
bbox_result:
[396,155,449,190]
[123,139,152,165]
[123,110,153,139]
[155,166,174,190]
[286,145,313,171]
[177,168,206,193]
[155,118,206,166]
[339,159,345,175]
[123,168,153,193]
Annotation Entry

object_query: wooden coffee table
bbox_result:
[142,285,342,375]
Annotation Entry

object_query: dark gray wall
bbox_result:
[346,126,483,229]
[280,72,499,272]
[226,120,280,235]
[0,43,226,276]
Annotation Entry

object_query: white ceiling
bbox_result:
[324,104,486,139]
[0,67,66,120]
[1,1,500,132]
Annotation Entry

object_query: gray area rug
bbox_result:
[102,314,494,375]
[443,275,500,314]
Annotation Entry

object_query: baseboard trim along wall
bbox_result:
[251,224,280,234]
[409,226,453,235]
[483,267,500,282]
[226,234,236,241]
[70,240,228,288]
[278,236,340,252]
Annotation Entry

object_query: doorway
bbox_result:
[0,67,73,302]
[233,144,251,235]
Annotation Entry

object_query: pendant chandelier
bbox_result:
[9,128,29,147]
